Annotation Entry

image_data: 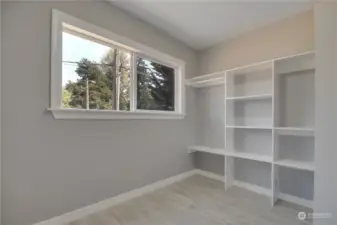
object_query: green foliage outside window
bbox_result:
[62,49,175,111]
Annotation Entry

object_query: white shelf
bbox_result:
[226,125,272,130]
[186,72,225,88]
[275,52,315,75]
[187,146,225,156]
[278,68,315,76]
[275,127,314,137]
[274,159,315,172]
[226,94,272,101]
[225,151,272,163]
[188,146,272,163]
[226,60,273,76]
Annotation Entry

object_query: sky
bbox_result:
[62,32,111,86]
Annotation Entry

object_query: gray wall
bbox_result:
[314,3,337,225]
[1,1,197,225]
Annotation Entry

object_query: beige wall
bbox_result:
[198,10,314,75]
[2,1,197,225]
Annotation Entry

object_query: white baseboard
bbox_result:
[194,169,224,182]
[233,180,272,197]
[278,193,313,208]
[34,170,197,225]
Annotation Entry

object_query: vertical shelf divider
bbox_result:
[224,71,233,189]
[271,59,279,206]
[225,157,234,190]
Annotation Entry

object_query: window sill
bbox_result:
[47,108,185,120]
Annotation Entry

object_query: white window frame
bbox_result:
[49,9,186,120]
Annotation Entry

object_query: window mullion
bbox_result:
[130,52,137,112]
[86,78,89,109]
[116,50,120,111]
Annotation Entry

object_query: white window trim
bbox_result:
[49,9,186,120]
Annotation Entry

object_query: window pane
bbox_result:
[62,31,131,110]
[62,62,86,109]
[117,51,131,111]
[136,57,175,111]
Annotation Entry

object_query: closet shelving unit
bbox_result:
[187,51,315,208]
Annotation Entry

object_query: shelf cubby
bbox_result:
[274,53,315,129]
[276,166,314,208]
[196,86,225,149]
[226,98,272,127]
[277,135,314,162]
[274,134,314,171]
[226,128,272,159]
[231,158,272,195]
[226,62,273,98]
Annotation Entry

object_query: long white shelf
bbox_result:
[275,127,314,137]
[226,94,272,101]
[226,125,272,130]
[225,151,273,163]
[274,159,315,172]
[188,146,315,171]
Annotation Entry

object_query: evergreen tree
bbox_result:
[63,49,174,111]
[137,58,174,111]
[65,58,112,109]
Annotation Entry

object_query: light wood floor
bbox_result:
[67,175,312,225]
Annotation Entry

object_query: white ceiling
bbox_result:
[110,1,312,50]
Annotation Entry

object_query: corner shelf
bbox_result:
[274,159,315,172]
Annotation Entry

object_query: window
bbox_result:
[136,57,175,111]
[62,31,131,111]
[50,10,185,119]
